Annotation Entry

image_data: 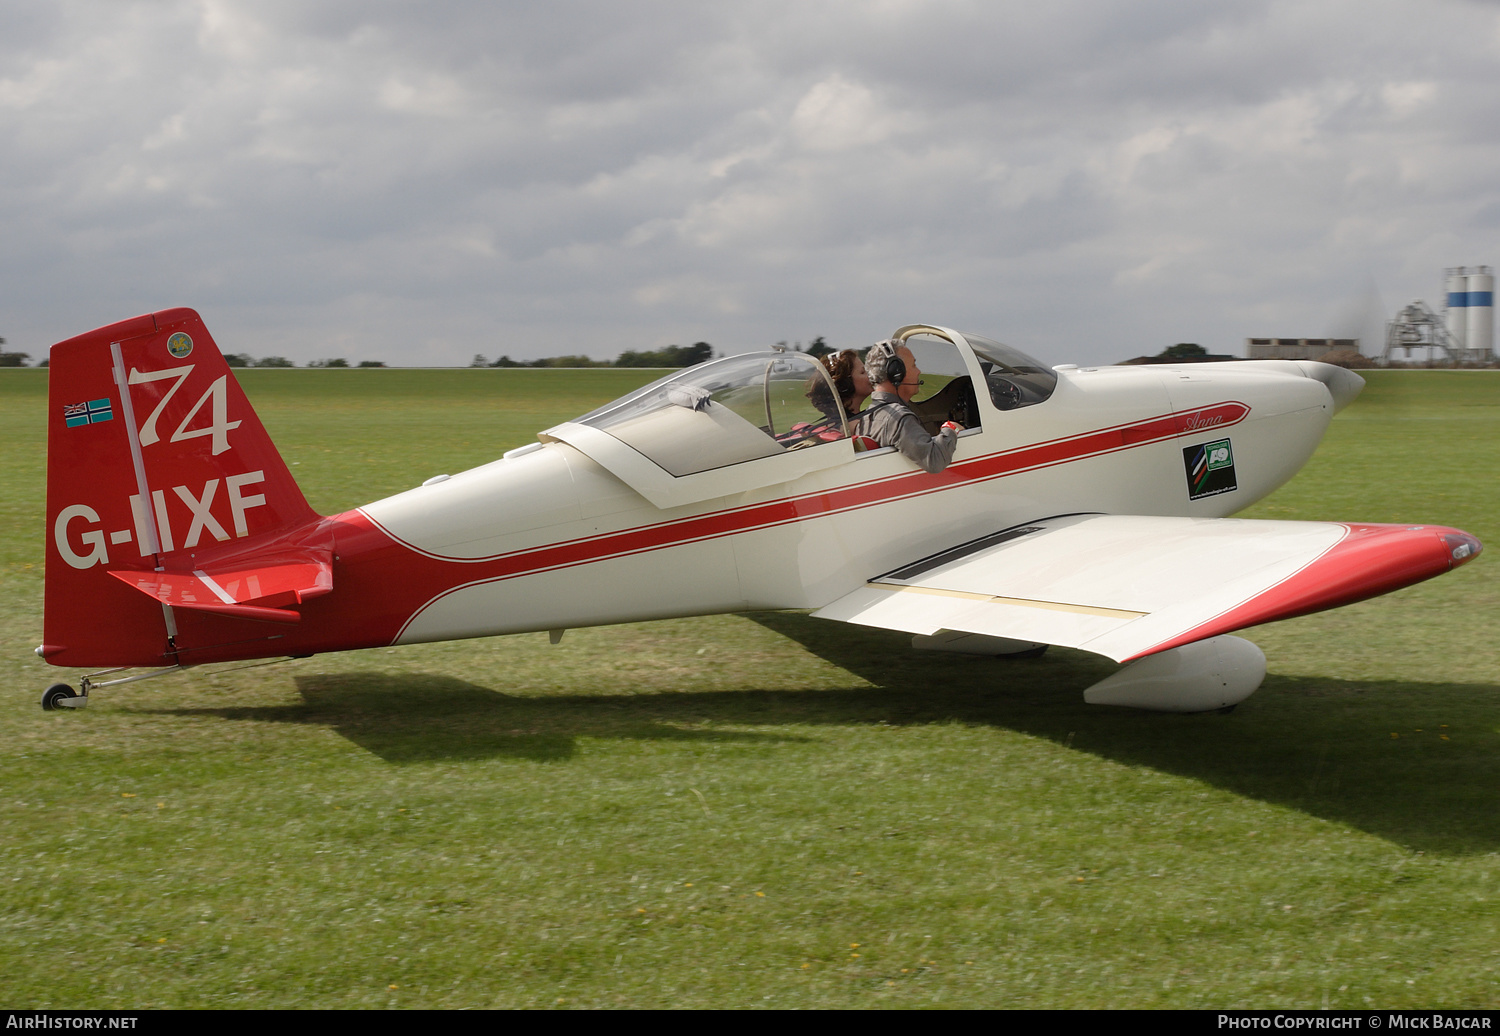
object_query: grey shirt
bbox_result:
[854,391,959,474]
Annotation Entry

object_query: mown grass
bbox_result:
[0,368,1496,1009]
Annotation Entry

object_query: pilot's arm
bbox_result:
[891,410,959,474]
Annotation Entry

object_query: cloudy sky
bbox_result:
[3,0,1498,366]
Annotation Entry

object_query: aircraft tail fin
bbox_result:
[42,308,318,667]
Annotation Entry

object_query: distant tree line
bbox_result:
[785,337,832,359]
[470,354,611,368]
[1162,343,1207,359]
[224,354,386,368]
[469,336,830,370]
[614,342,713,368]
[0,335,28,367]
[469,342,715,369]
[0,334,835,370]
[1119,343,1237,365]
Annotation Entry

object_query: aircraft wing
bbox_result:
[108,550,333,625]
[812,514,1479,663]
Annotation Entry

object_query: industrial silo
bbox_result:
[1466,266,1494,359]
[1445,267,1470,352]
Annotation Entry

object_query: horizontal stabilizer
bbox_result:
[109,550,332,625]
[813,514,1480,663]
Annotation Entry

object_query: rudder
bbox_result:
[42,308,317,667]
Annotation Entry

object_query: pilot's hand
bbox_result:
[942,420,963,432]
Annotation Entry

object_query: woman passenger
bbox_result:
[808,349,873,427]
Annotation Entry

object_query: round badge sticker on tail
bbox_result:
[166,332,193,358]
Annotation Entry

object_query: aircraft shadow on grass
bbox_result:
[157,674,814,765]
[149,611,1500,855]
[747,612,1500,857]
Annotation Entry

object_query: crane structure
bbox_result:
[1383,265,1495,367]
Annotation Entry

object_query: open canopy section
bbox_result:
[954,332,1058,411]
[888,324,1057,419]
[543,351,857,508]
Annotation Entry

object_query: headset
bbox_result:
[871,339,906,388]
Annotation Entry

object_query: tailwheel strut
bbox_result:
[39,664,192,712]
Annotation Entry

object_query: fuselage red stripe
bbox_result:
[371,402,1251,635]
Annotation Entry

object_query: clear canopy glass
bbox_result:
[572,352,848,476]
[957,332,1058,411]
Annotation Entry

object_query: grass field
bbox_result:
[1,367,1497,1009]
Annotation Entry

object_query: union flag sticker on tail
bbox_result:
[42,308,319,671]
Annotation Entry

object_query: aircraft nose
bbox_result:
[1293,361,1365,413]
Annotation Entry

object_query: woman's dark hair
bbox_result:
[808,349,861,417]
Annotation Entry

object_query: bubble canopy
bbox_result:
[954,331,1058,411]
[540,329,1056,508]
[568,351,847,477]
[892,326,1056,412]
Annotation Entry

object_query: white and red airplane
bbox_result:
[38,308,1480,713]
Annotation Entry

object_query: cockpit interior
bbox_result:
[541,326,1057,506]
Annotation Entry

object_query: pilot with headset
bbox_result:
[855,340,963,474]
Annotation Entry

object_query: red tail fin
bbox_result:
[42,308,317,667]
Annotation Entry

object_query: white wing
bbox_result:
[812,514,1478,663]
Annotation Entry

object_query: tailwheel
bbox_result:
[38,663,188,711]
[41,684,79,711]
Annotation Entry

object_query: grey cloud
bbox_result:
[3,0,1500,366]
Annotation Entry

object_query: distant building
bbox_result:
[1246,338,1358,360]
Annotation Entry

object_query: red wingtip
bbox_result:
[1127,523,1482,662]
[1442,530,1482,568]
